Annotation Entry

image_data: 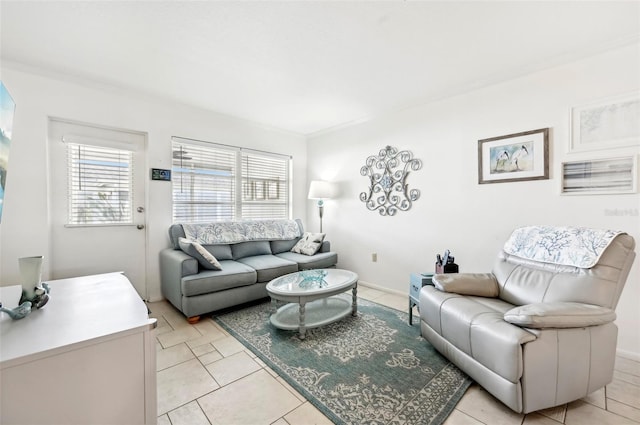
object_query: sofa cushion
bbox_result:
[270,238,301,254]
[231,241,272,259]
[291,232,326,255]
[276,251,338,270]
[178,238,222,270]
[202,244,233,261]
[236,255,298,282]
[181,260,257,297]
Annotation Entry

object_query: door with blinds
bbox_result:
[48,118,148,299]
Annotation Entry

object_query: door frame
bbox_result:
[47,116,149,299]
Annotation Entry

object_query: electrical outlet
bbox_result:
[372,253,377,262]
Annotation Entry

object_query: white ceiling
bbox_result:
[1,1,639,135]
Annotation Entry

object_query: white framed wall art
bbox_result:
[569,91,640,153]
[561,155,637,195]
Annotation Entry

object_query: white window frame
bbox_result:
[66,140,134,226]
[171,136,292,223]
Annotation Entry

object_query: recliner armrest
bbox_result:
[504,302,616,329]
[432,273,499,297]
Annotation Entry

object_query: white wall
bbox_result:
[1,44,638,357]
[0,65,307,301]
[307,44,640,358]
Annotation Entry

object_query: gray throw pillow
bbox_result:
[178,237,222,270]
[291,232,326,256]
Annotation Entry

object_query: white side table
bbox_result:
[409,272,434,325]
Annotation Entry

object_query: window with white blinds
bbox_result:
[172,137,291,223]
[172,141,236,222]
[241,151,290,220]
[67,143,134,225]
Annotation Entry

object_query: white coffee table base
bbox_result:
[266,269,359,339]
[270,294,354,333]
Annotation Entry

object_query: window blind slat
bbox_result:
[67,143,134,225]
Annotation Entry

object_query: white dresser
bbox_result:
[0,272,157,425]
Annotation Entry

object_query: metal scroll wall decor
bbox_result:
[359,145,422,216]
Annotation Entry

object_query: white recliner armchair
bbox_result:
[419,226,636,413]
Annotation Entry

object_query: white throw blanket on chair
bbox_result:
[503,225,623,268]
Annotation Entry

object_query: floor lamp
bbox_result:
[308,180,335,233]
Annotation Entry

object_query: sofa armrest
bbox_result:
[160,248,199,277]
[504,302,616,329]
[432,273,499,297]
[320,240,331,253]
[160,248,199,308]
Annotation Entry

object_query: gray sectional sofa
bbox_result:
[160,219,337,322]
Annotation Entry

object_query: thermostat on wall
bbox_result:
[151,168,171,181]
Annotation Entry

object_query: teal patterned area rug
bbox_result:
[213,298,472,425]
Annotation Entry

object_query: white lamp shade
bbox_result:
[308,180,336,199]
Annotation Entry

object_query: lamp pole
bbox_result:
[308,180,335,233]
[317,199,324,233]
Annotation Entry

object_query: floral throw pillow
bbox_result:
[178,237,223,270]
[291,232,326,256]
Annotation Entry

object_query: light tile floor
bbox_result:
[151,285,640,425]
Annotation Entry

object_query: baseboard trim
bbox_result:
[358,280,406,297]
[616,349,640,362]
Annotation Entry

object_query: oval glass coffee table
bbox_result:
[266,269,358,339]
